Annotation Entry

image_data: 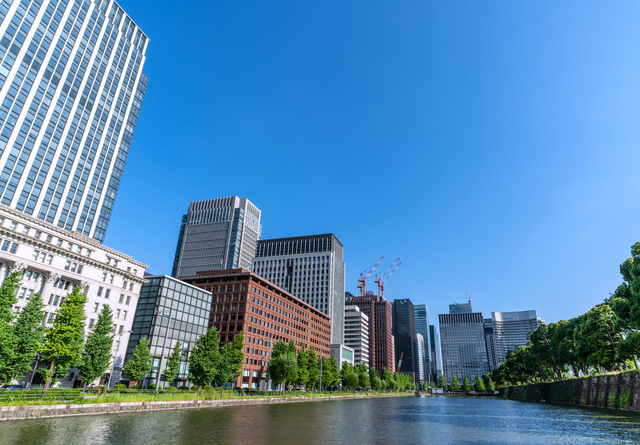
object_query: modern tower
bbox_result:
[172,196,262,278]
[391,298,416,378]
[439,302,490,383]
[491,310,544,367]
[253,233,345,344]
[344,305,369,368]
[429,324,442,382]
[414,333,425,387]
[0,0,149,243]
[414,304,431,383]
[346,292,394,374]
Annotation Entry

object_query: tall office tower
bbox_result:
[439,302,490,383]
[414,304,431,383]
[484,318,498,370]
[346,292,394,374]
[253,234,345,344]
[391,299,416,377]
[429,325,443,382]
[172,196,262,278]
[491,310,544,367]
[344,305,369,367]
[414,333,425,387]
[0,0,149,243]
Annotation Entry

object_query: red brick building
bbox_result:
[346,293,394,374]
[182,269,331,389]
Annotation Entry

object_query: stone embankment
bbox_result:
[0,393,412,421]
[500,371,640,412]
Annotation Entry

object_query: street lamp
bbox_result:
[108,330,131,389]
[155,303,175,393]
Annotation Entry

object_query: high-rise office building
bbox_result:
[439,302,490,383]
[484,318,498,370]
[414,333,425,387]
[391,298,416,378]
[414,304,431,382]
[429,324,442,382]
[491,310,544,367]
[253,234,344,344]
[0,0,149,243]
[172,196,262,278]
[344,305,369,367]
[346,292,394,374]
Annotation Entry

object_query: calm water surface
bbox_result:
[1,396,640,444]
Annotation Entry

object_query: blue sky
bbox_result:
[105,1,640,325]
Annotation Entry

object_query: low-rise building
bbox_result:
[344,305,370,367]
[331,344,355,372]
[0,206,148,388]
[123,275,213,388]
[182,268,331,389]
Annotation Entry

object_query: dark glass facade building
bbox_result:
[392,299,416,378]
[125,275,213,387]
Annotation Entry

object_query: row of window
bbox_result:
[92,302,128,320]
[0,217,93,257]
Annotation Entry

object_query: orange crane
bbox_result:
[357,256,383,297]
[396,352,404,373]
[375,258,401,298]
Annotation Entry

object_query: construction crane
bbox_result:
[466,292,471,304]
[375,258,401,298]
[396,352,404,373]
[357,256,383,297]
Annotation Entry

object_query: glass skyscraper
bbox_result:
[391,298,416,376]
[414,304,431,382]
[0,0,148,242]
[172,196,262,278]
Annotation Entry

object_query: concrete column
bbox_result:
[41,272,59,303]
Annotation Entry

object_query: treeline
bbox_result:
[489,242,640,387]
[436,374,495,393]
[0,271,246,389]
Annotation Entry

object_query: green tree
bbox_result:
[482,373,496,392]
[123,337,152,381]
[225,331,245,386]
[0,271,22,383]
[161,341,182,386]
[188,327,220,387]
[473,375,486,392]
[5,291,45,382]
[381,368,394,384]
[269,340,289,388]
[437,374,447,389]
[450,376,461,391]
[307,347,319,388]
[40,286,87,389]
[320,356,339,388]
[296,345,310,388]
[78,304,114,387]
[216,343,235,387]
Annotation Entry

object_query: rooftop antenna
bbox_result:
[466,292,471,304]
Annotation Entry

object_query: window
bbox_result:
[77,265,83,274]
[243,370,250,377]
[97,287,103,297]
[48,295,54,305]
[116,309,121,319]
[46,255,53,265]
[56,239,62,247]
[93,303,99,312]
[85,250,91,257]
[122,311,127,320]
[9,221,17,230]
[47,313,54,322]
[45,234,52,243]
[6,242,17,253]
[105,289,111,299]
[67,242,72,250]
[88,319,95,328]
[22,226,29,235]
[64,260,71,270]
[32,251,39,260]
[53,295,60,306]
[34,230,41,239]
[118,325,124,335]
[129,283,133,291]
[109,275,114,284]
[119,294,124,303]
[122,281,127,289]
[125,296,130,305]
[133,269,137,276]
[76,246,82,254]
[102,272,107,281]
[17,288,26,299]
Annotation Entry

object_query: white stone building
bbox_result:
[1,205,148,387]
[344,305,369,368]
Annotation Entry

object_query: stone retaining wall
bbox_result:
[499,371,640,412]
[0,393,412,421]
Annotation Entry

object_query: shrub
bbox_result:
[191,385,199,391]
[177,385,190,390]
[165,386,176,390]
[113,384,127,390]
[203,385,214,391]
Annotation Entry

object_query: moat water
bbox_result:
[1,396,640,444]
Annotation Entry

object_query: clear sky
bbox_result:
[105,1,640,326]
